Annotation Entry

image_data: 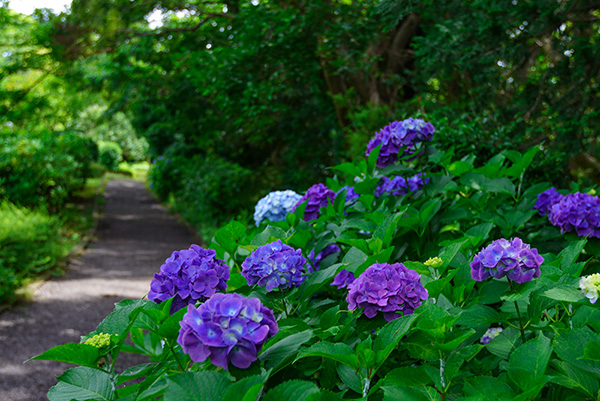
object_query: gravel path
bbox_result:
[0,179,199,401]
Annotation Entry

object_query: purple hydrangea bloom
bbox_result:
[291,183,336,221]
[148,245,230,312]
[346,263,428,321]
[241,240,307,291]
[534,187,563,216]
[548,192,600,238]
[254,190,302,226]
[177,293,278,370]
[336,186,359,203]
[375,176,408,197]
[375,173,429,197]
[366,118,435,168]
[331,269,356,289]
[470,238,544,284]
[307,244,341,273]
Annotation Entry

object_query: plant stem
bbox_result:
[508,280,526,343]
[167,339,186,372]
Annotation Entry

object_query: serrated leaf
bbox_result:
[222,374,266,401]
[542,286,585,303]
[374,314,416,367]
[214,220,246,255]
[262,380,320,401]
[29,343,100,367]
[164,371,230,401]
[250,226,287,246]
[47,367,114,401]
[295,341,358,368]
[259,330,313,373]
[508,335,552,391]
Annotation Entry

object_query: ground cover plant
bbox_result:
[33,119,600,401]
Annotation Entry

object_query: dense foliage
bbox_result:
[10,0,592,235]
[33,119,600,400]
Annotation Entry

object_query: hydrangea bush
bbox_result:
[35,119,600,401]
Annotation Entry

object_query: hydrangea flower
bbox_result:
[84,333,112,348]
[424,257,443,269]
[579,273,600,304]
[346,263,428,321]
[331,269,356,289]
[480,327,503,344]
[548,192,600,238]
[241,240,307,291]
[374,174,429,197]
[366,118,435,168]
[148,245,230,312]
[253,190,302,226]
[291,183,336,221]
[470,238,544,284]
[336,186,359,203]
[177,293,278,370]
[534,187,563,216]
[307,244,341,273]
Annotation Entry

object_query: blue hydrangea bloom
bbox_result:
[148,245,230,312]
[254,190,302,226]
[366,118,435,168]
[331,269,356,289]
[177,293,278,369]
[346,263,428,321]
[470,238,544,284]
[307,244,341,273]
[292,183,336,221]
[548,192,600,238]
[534,187,563,216]
[241,240,307,291]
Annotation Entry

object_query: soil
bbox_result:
[0,179,199,401]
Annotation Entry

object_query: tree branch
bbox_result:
[123,12,236,38]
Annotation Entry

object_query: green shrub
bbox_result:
[0,131,97,209]
[0,202,65,303]
[98,141,123,171]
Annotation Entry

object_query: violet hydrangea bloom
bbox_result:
[148,245,230,312]
[307,244,341,273]
[336,185,359,203]
[331,269,356,289]
[548,192,600,238]
[253,190,302,226]
[241,240,307,291]
[534,187,563,216]
[346,263,428,321]
[375,173,429,197]
[366,118,435,168]
[177,293,278,370]
[470,238,544,284]
[291,183,336,221]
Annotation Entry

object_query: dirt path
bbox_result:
[0,179,199,401]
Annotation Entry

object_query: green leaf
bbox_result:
[559,238,587,275]
[164,371,230,401]
[367,143,381,175]
[374,314,416,367]
[550,360,600,397]
[464,222,495,248]
[330,162,362,177]
[583,341,600,362]
[250,226,287,246]
[294,341,358,368]
[213,220,246,255]
[554,328,600,376]
[381,366,430,387]
[336,364,362,394]
[381,385,442,401]
[262,380,320,401]
[508,335,552,391]
[222,374,266,401]
[157,306,187,340]
[542,285,585,303]
[29,343,100,367]
[259,330,313,373]
[47,367,114,401]
[486,327,521,360]
[456,304,503,328]
[463,376,516,400]
[420,198,442,227]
